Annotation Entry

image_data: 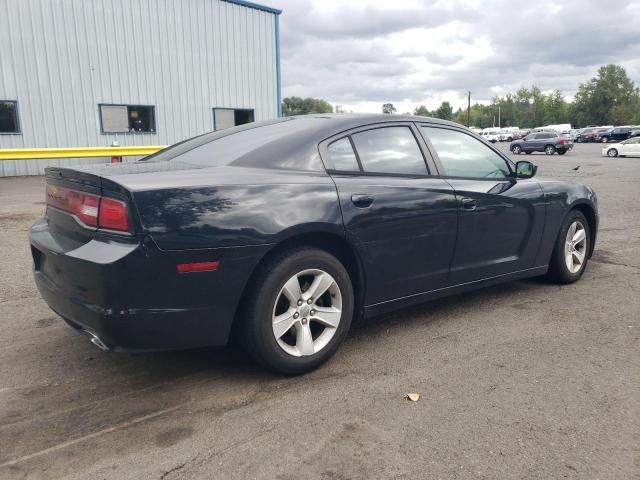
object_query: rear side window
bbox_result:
[326,138,359,171]
[421,126,511,178]
[351,126,427,175]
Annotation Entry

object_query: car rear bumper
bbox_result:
[30,218,268,351]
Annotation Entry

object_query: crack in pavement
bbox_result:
[0,405,183,469]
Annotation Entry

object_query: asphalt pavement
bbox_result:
[0,142,638,479]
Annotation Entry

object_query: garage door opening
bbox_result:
[213,108,255,131]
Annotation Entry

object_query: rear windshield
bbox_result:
[143,117,326,170]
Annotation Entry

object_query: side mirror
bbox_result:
[515,161,537,178]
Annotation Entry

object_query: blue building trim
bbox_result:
[221,0,281,15]
[275,14,282,117]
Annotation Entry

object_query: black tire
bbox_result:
[525,151,532,155]
[511,145,522,154]
[607,148,618,157]
[544,145,556,155]
[239,247,354,375]
[600,137,608,143]
[557,149,566,155]
[547,210,590,284]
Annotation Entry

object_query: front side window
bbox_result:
[326,137,359,171]
[0,100,20,134]
[421,126,511,179]
[351,126,427,175]
[99,104,156,133]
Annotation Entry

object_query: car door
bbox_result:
[319,123,458,305]
[622,137,640,155]
[418,124,546,285]
[522,133,541,152]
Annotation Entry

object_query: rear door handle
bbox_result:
[351,194,374,208]
[461,198,477,211]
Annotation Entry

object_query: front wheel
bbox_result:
[511,145,522,154]
[545,145,556,155]
[547,210,590,284]
[239,247,354,375]
[607,148,618,157]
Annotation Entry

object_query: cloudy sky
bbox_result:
[267,0,640,113]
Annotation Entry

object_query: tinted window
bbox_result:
[145,117,326,171]
[421,126,511,178]
[351,127,427,175]
[326,138,359,171]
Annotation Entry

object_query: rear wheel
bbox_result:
[557,149,566,155]
[600,136,609,143]
[607,148,618,157]
[239,247,354,375]
[547,210,590,284]
[545,145,556,155]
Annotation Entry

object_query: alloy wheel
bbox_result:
[545,145,555,155]
[607,148,618,157]
[564,220,587,274]
[272,269,342,357]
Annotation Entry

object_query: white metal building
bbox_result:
[0,0,282,176]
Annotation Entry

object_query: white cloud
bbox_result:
[270,0,640,113]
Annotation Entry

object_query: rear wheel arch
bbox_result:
[232,232,366,332]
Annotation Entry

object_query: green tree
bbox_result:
[571,65,640,126]
[281,97,333,116]
[432,101,453,121]
[382,103,397,114]
[413,105,430,116]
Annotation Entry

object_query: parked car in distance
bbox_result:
[30,114,598,374]
[560,131,577,142]
[481,131,499,143]
[498,129,518,142]
[577,127,607,143]
[629,128,640,138]
[510,131,574,155]
[601,136,640,157]
[594,127,632,143]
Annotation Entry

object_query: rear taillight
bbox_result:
[98,197,130,232]
[559,138,566,144]
[46,185,131,232]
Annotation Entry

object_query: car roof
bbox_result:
[143,114,464,172]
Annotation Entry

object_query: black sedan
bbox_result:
[30,115,598,374]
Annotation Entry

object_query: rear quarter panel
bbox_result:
[130,167,344,250]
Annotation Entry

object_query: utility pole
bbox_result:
[467,91,471,127]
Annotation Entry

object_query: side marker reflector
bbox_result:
[177,261,220,273]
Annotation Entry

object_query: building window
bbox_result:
[0,101,20,134]
[213,108,254,131]
[99,104,156,133]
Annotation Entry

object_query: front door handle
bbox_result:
[351,194,374,208]
[461,197,477,211]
